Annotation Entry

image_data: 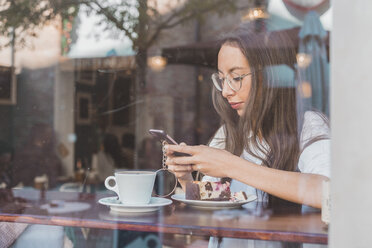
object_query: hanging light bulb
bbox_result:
[242,7,269,21]
[296,53,312,68]
[241,1,269,22]
[147,56,167,71]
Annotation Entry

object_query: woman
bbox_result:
[0,140,13,189]
[165,27,330,210]
[93,133,127,182]
[13,123,62,188]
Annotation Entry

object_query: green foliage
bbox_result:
[0,0,79,48]
[0,0,240,51]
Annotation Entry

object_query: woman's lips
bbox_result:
[229,102,243,109]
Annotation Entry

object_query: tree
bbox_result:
[0,0,247,89]
[1,0,251,168]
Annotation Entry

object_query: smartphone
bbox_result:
[149,129,190,156]
[149,129,178,144]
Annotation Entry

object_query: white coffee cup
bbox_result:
[105,171,156,205]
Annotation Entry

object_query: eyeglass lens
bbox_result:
[212,73,241,92]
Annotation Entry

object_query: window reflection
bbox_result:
[0,0,331,247]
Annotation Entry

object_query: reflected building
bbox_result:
[0,0,331,178]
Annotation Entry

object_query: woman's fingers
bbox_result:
[165,144,195,156]
[167,164,192,172]
[173,155,197,165]
[165,144,210,174]
[191,164,201,171]
[166,155,194,170]
[166,156,192,166]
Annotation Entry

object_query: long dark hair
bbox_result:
[212,26,328,207]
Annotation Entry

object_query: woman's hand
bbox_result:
[165,144,237,179]
[165,143,192,180]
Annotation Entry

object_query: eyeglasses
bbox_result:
[211,71,254,92]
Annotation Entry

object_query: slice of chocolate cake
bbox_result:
[186,181,231,201]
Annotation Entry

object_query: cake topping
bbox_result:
[230,191,248,202]
[185,180,247,202]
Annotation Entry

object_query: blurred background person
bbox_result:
[12,123,62,189]
[92,133,128,182]
[0,140,13,189]
[121,133,135,170]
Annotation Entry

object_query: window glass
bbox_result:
[0,0,331,247]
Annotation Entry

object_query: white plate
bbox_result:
[98,196,172,213]
[40,201,91,214]
[99,211,158,223]
[171,194,257,209]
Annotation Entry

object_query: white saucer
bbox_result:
[40,201,91,214]
[171,194,257,209]
[98,211,158,223]
[98,196,172,213]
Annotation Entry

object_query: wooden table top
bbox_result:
[0,189,328,244]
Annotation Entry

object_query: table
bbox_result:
[0,189,328,245]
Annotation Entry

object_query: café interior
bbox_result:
[1,0,367,247]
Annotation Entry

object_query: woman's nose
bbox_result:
[221,79,235,98]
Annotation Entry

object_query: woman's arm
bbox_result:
[165,144,328,208]
[229,155,328,208]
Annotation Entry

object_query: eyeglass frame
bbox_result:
[211,71,255,92]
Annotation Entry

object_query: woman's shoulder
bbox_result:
[302,111,329,131]
[304,111,328,123]
[214,126,226,138]
[300,111,330,147]
[208,126,226,149]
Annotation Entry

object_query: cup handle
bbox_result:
[105,176,119,196]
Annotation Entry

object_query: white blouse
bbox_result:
[203,111,330,192]
[203,111,330,248]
